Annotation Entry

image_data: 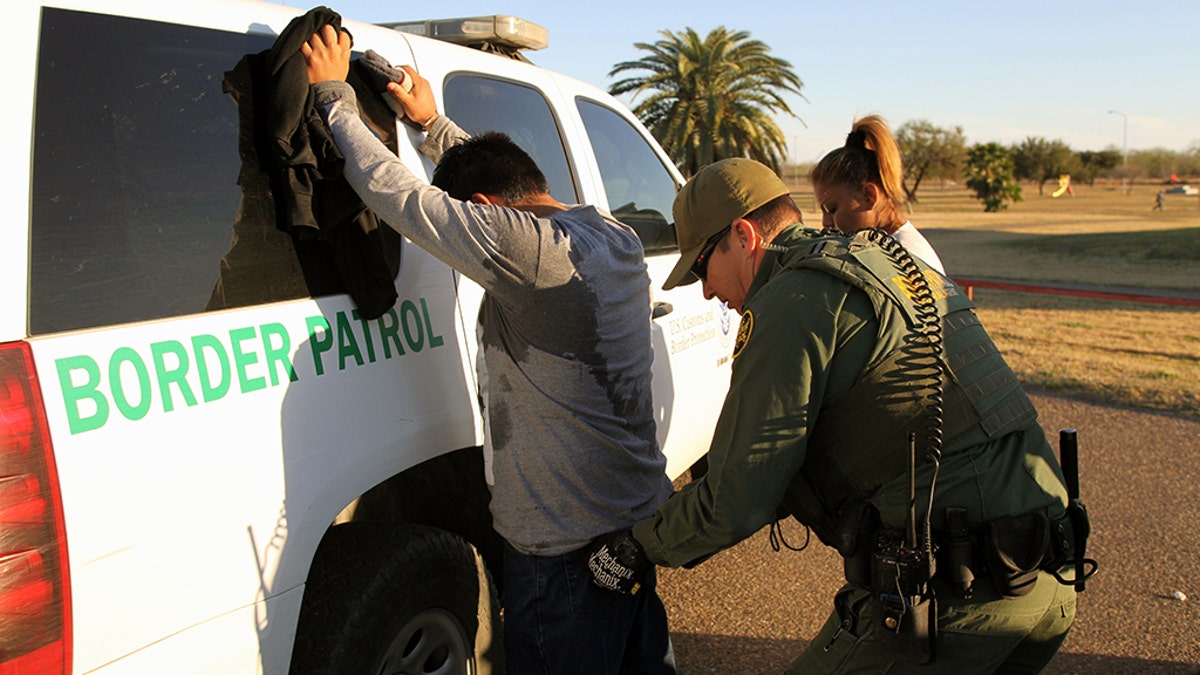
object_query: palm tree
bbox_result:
[609,27,805,177]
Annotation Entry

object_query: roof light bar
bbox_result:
[381,15,549,52]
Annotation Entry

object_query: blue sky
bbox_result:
[284,0,1199,163]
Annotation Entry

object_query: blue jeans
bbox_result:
[502,542,676,675]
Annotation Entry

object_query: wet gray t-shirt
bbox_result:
[314,81,672,555]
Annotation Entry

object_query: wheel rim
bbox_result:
[377,607,472,675]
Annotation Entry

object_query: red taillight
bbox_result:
[0,342,71,674]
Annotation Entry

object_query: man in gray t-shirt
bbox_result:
[304,25,675,673]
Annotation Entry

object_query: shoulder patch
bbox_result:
[732,310,754,359]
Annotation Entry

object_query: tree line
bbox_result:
[610,27,1199,212]
[891,123,1200,211]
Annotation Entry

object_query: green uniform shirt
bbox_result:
[633,226,1068,568]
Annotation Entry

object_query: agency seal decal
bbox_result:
[718,303,733,349]
[732,310,753,359]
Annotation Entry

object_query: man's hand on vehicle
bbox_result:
[386,66,439,130]
[301,23,351,84]
[587,528,651,595]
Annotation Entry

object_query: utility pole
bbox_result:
[793,136,799,186]
[1108,110,1128,194]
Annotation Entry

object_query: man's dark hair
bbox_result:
[745,194,803,240]
[431,132,550,203]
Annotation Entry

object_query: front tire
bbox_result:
[290,523,503,674]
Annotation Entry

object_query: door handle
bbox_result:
[652,301,674,319]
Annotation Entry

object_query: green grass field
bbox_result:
[787,178,1200,419]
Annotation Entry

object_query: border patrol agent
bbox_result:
[587,159,1087,673]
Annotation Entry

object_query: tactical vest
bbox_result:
[774,230,1038,541]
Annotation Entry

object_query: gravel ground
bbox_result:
[657,392,1200,674]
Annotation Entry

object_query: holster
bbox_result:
[1048,499,1096,590]
[835,503,878,587]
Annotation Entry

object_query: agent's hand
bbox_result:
[386,66,439,130]
[587,528,651,595]
[301,24,351,84]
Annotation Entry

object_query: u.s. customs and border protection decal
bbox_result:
[718,303,734,350]
[732,310,753,358]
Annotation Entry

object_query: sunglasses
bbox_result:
[691,226,731,281]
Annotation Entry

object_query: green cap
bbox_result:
[664,158,790,290]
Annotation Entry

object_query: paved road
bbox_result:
[657,392,1200,673]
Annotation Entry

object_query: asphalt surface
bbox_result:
[656,392,1200,673]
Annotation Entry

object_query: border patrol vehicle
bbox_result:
[1,0,737,672]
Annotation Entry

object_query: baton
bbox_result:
[1059,429,1079,499]
[1059,429,1087,591]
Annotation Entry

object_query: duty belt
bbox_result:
[844,508,1095,599]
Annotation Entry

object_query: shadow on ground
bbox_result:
[670,632,1200,674]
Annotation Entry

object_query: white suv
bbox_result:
[1,1,738,672]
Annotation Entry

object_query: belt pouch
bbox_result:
[984,512,1049,597]
[836,503,877,586]
[874,591,937,664]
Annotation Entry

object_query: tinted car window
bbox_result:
[443,75,577,204]
[29,10,324,335]
[576,98,679,254]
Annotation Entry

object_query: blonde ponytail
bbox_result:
[811,114,907,220]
